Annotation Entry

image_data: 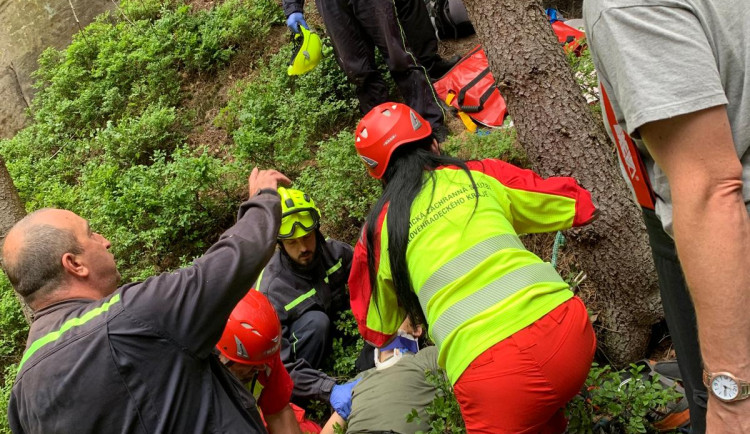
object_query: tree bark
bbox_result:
[461,0,662,366]
[0,159,31,322]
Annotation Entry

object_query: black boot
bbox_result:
[428,54,461,80]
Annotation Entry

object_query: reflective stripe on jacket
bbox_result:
[349,159,597,384]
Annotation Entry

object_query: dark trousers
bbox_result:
[315,0,444,129]
[282,311,336,402]
[283,310,330,368]
[394,0,440,70]
[642,208,707,433]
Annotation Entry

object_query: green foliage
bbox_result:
[0,364,19,434]
[329,310,365,379]
[566,363,683,434]
[0,277,27,366]
[215,39,359,176]
[119,0,173,21]
[332,421,346,434]
[567,42,601,116]
[306,398,333,428]
[0,276,28,434]
[0,0,279,282]
[442,126,527,167]
[408,369,466,434]
[296,132,380,245]
[78,147,242,281]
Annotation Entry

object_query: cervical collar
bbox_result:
[374,331,419,370]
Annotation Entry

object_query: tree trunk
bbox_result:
[461,0,662,366]
[0,159,32,322]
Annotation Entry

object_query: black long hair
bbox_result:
[364,136,478,327]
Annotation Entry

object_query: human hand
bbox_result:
[706,398,750,433]
[286,12,308,34]
[330,378,361,420]
[248,167,290,197]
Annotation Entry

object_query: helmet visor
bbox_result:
[279,209,318,239]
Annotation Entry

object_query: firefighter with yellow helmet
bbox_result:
[254,187,357,403]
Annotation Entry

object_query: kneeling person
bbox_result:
[217,290,321,434]
[256,188,355,401]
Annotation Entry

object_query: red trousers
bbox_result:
[453,296,595,434]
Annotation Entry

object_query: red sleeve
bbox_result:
[257,353,293,416]
[347,205,395,347]
[466,159,597,227]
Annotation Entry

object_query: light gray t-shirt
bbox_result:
[583,0,750,235]
[346,346,441,434]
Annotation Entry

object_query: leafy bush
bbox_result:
[295,132,380,244]
[407,369,466,434]
[567,43,601,115]
[0,278,27,366]
[566,362,683,434]
[442,125,526,166]
[77,147,243,281]
[0,0,281,282]
[328,310,365,379]
[0,364,19,434]
[0,276,28,434]
[215,39,359,176]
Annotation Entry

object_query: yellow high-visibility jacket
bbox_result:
[349,159,597,384]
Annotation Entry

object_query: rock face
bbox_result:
[0,0,114,138]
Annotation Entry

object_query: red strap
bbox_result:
[600,86,656,210]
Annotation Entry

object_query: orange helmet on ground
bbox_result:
[354,102,432,179]
[217,290,282,366]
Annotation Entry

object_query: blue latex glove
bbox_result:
[330,378,361,420]
[286,12,308,34]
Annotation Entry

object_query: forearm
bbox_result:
[321,412,346,434]
[671,178,750,375]
[265,405,302,434]
[640,106,750,375]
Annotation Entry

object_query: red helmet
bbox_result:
[354,102,432,179]
[217,290,282,366]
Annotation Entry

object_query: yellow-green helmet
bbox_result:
[287,26,322,76]
[278,187,321,239]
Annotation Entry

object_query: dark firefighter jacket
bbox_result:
[8,191,280,434]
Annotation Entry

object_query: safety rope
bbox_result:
[551,230,565,269]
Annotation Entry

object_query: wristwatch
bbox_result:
[703,370,750,402]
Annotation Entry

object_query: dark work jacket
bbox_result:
[8,192,281,434]
[256,237,353,337]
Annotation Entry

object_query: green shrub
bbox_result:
[0,364,19,434]
[0,276,28,434]
[0,0,280,281]
[78,147,243,281]
[328,310,364,379]
[295,132,380,245]
[567,43,601,116]
[216,39,359,177]
[442,125,526,166]
[407,369,466,434]
[566,362,683,434]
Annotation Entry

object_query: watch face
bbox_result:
[711,374,740,401]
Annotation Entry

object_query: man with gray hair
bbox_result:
[4,168,289,433]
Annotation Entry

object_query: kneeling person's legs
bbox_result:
[289,310,331,368]
[453,297,595,434]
